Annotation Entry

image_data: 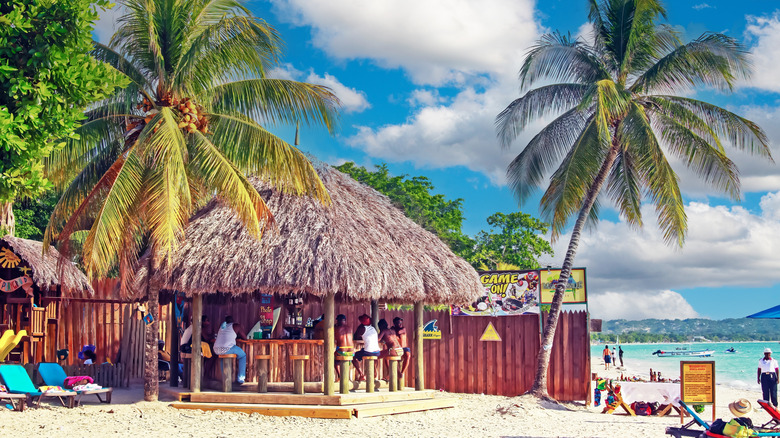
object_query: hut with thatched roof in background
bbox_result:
[139,163,483,395]
[1,236,93,362]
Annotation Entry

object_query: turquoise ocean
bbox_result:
[591,342,780,391]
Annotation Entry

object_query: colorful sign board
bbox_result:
[259,294,274,330]
[452,270,540,316]
[680,361,715,405]
[539,268,587,304]
[480,322,502,341]
[423,320,441,339]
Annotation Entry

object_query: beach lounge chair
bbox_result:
[665,400,710,438]
[758,399,780,431]
[0,364,76,408]
[0,390,27,411]
[37,362,112,405]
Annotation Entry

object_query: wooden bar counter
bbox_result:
[238,339,324,384]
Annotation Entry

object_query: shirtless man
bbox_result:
[334,314,354,381]
[392,317,411,378]
[378,319,403,379]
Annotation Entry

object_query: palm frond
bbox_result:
[506,108,590,205]
[208,112,331,202]
[205,79,340,133]
[495,83,589,148]
[519,32,609,89]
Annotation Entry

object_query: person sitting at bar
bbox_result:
[352,314,380,381]
[392,317,412,378]
[213,315,247,384]
[334,314,354,381]
[378,319,403,378]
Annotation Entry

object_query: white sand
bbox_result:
[0,358,774,438]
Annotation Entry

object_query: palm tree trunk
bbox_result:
[143,256,159,401]
[528,141,620,399]
[1,201,14,236]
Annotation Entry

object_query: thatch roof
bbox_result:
[1,236,93,296]
[142,164,483,304]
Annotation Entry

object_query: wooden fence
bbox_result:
[56,285,590,401]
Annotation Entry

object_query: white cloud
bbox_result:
[269,65,370,114]
[589,290,700,320]
[693,3,713,10]
[270,0,540,86]
[541,195,780,299]
[407,89,445,107]
[744,13,780,93]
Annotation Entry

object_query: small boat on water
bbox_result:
[725,348,737,353]
[652,349,715,357]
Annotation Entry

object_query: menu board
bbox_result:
[680,361,715,404]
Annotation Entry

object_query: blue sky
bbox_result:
[96,1,780,321]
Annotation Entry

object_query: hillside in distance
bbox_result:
[592,318,780,343]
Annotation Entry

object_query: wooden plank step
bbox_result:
[189,392,342,406]
[352,398,456,418]
[338,390,437,405]
[170,402,354,419]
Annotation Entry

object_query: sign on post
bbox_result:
[539,268,587,304]
[680,361,716,422]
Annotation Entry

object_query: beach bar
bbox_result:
[137,164,485,415]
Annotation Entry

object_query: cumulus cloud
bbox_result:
[269,65,370,114]
[589,290,700,320]
[744,13,780,93]
[271,0,540,86]
[541,194,780,301]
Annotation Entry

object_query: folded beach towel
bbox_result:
[38,385,64,393]
[73,384,102,391]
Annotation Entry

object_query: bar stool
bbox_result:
[254,354,271,393]
[290,354,309,394]
[218,354,237,392]
[388,356,402,392]
[335,347,353,394]
[180,352,192,389]
[363,357,378,393]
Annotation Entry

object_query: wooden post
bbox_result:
[414,302,424,391]
[219,354,235,392]
[291,355,309,395]
[389,357,400,392]
[323,293,335,395]
[338,359,350,394]
[255,355,270,393]
[365,357,377,393]
[191,294,203,393]
[170,297,179,387]
[370,300,379,332]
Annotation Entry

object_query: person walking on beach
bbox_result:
[603,345,612,370]
[619,346,624,367]
[758,348,779,407]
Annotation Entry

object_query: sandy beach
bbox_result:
[0,357,774,438]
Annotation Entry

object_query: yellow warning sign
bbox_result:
[480,322,501,342]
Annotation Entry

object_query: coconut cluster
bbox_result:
[125,95,209,135]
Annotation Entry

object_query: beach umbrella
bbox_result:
[747,304,780,319]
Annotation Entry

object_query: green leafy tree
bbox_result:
[0,0,127,235]
[496,0,771,399]
[469,212,553,270]
[336,162,553,269]
[44,0,340,401]
[13,191,58,240]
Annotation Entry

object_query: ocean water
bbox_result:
[591,341,779,391]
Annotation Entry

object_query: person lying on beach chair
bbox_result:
[758,399,780,431]
[0,364,76,408]
[37,362,112,405]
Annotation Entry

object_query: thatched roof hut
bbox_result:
[1,236,93,296]
[143,164,482,304]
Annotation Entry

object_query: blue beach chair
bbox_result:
[665,400,710,437]
[0,364,76,408]
[37,363,112,405]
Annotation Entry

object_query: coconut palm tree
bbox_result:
[43,0,339,400]
[496,0,771,399]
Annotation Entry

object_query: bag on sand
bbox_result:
[630,402,652,416]
[722,418,754,438]
[709,419,727,435]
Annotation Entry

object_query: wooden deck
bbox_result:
[163,387,455,419]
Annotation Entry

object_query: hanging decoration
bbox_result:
[0,275,33,296]
[0,248,21,268]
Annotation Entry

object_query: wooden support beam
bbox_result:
[170,297,179,387]
[323,293,335,396]
[370,300,379,332]
[192,294,203,393]
[414,302,424,391]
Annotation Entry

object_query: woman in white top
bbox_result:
[213,316,248,384]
